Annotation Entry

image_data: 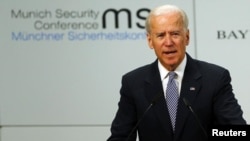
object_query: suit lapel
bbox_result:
[144,55,203,139]
[174,54,202,140]
[144,60,174,138]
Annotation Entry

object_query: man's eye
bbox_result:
[156,34,164,38]
[172,32,179,36]
[172,32,182,36]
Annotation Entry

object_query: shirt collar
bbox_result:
[158,54,187,81]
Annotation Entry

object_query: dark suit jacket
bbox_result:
[107,53,246,141]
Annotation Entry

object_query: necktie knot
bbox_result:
[168,71,176,81]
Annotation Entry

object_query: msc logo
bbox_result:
[102,8,150,29]
[217,30,249,39]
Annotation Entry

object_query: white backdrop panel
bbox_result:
[0,0,195,125]
[1,126,109,141]
[196,0,250,123]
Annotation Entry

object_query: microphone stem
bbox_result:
[187,105,208,138]
[125,103,153,141]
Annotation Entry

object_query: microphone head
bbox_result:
[151,92,163,105]
[183,97,191,107]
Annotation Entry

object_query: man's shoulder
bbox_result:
[192,58,229,75]
[195,59,226,69]
[186,53,225,70]
[122,60,158,80]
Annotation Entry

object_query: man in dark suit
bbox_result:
[107,4,246,141]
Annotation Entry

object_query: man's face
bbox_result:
[147,12,190,71]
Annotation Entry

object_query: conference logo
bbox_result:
[217,30,249,39]
[10,8,150,41]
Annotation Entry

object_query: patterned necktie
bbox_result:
[166,71,179,131]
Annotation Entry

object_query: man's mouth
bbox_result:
[164,50,177,55]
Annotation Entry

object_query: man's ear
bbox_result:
[186,29,190,45]
[147,33,154,49]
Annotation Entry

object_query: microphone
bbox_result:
[125,92,163,141]
[182,97,208,139]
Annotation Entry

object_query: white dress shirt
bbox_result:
[158,55,187,97]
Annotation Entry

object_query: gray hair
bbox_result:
[145,5,189,33]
